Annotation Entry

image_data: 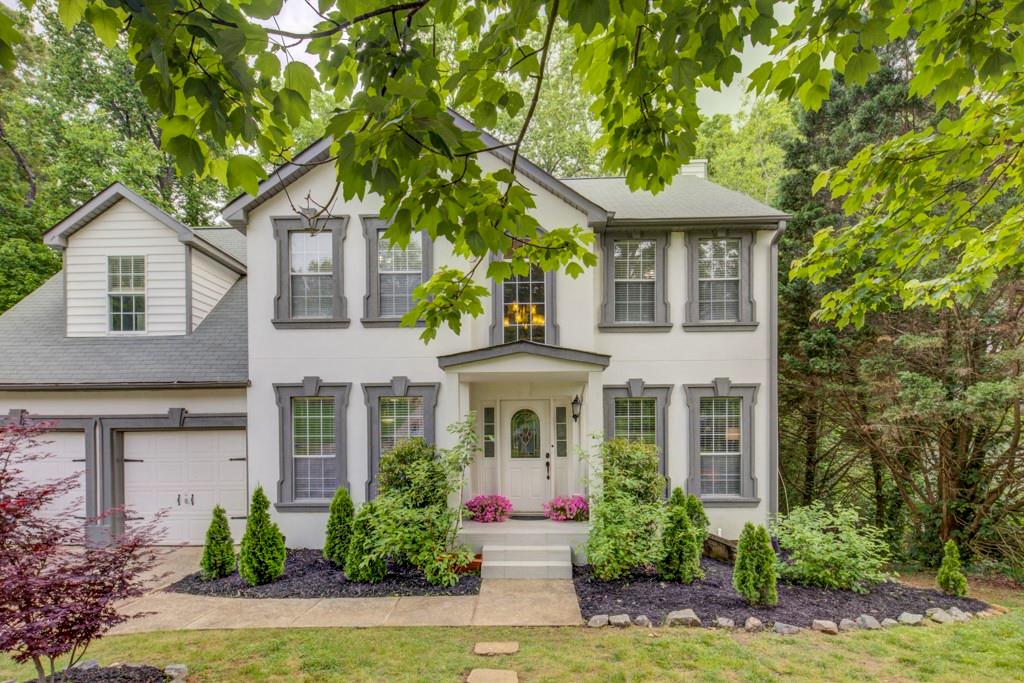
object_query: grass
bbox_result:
[2,577,1022,683]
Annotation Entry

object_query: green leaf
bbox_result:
[227,155,267,196]
[57,0,87,30]
[283,61,318,99]
[85,6,122,48]
[166,135,206,176]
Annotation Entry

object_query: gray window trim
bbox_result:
[274,376,351,512]
[683,230,757,331]
[602,379,673,490]
[272,216,350,328]
[362,376,440,500]
[360,215,433,327]
[683,378,760,506]
[598,232,672,332]
[489,255,559,346]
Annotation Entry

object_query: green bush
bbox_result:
[199,505,236,580]
[658,488,703,583]
[937,539,968,596]
[238,486,286,586]
[323,487,354,567]
[378,437,448,508]
[773,501,891,593]
[733,522,778,606]
[685,493,709,546]
[586,438,666,580]
[344,502,387,583]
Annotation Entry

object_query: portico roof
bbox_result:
[437,340,610,370]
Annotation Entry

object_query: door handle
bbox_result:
[545,453,551,480]
[177,494,181,506]
[189,494,195,506]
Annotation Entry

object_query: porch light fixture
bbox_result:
[571,394,582,422]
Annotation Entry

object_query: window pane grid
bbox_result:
[698,238,740,322]
[613,240,656,322]
[380,396,424,454]
[290,231,333,318]
[483,407,495,458]
[555,406,568,457]
[614,398,656,444]
[378,231,423,317]
[699,397,741,495]
[292,397,337,500]
[502,265,546,343]
[108,256,145,332]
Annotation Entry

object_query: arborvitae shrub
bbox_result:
[200,505,236,579]
[937,539,969,597]
[323,487,354,566]
[658,488,703,583]
[238,486,286,586]
[685,493,710,546]
[733,522,778,606]
[344,502,386,583]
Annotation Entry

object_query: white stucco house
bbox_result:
[0,113,788,560]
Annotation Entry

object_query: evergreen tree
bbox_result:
[344,502,386,583]
[733,523,778,606]
[323,486,354,567]
[238,486,286,586]
[936,539,968,597]
[658,488,703,583]
[685,493,709,546]
[199,505,236,580]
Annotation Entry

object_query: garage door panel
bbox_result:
[123,429,247,545]
[21,432,87,520]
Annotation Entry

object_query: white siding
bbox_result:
[190,249,239,329]
[65,200,186,337]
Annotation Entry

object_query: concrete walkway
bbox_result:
[111,548,582,634]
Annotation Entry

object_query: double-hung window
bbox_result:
[363,378,440,498]
[273,217,348,327]
[108,256,146,332]
[379,396,424,454]
[613,240,656,323]
[502,265,547,343]
[697,238,741,322]
[289,231,334,318]
[603,381,672,481]
[684,380,758,503]
[378,230,423,318]
[698,396,741,495]
[614,397,657,444]
[292,397,337,500]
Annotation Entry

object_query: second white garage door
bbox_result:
[123,429,247,545]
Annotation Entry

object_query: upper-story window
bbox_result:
[502,265,547,343]
[272,217,349,328]
[361,217,433,327]
[599,233,670,331]
[289,231,333,318]
[684,231,756,330]
[108,255,146,332]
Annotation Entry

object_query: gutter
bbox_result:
[768,220,786,518]
[0,381,250,392]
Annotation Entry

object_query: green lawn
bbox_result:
[3,578,1022,683]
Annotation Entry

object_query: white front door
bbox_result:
[123,430,247,544]
[502,400,551,512]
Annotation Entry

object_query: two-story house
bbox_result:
[0,113,788,556]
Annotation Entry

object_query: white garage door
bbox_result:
[123,430,247,545]
[21,431,87,521]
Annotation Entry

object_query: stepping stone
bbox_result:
[774,622,802,635]
[634,615,652,628]
[714,617,735,629]
[857,614,881,630]
[467,669,518,683]
[928,608,953,624]
[587,614,609,628]
[812,619,839,635]
[898,612,923,626]
[838,618,858,632]
[474,642,520,656]
[881,618,898,628]
[665,609,701,627]
[744,616,763,631]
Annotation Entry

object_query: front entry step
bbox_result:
[481,545,573,579]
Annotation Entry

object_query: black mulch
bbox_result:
[166,548,480,598]
[573,558,990,627]
[23,665,166,683]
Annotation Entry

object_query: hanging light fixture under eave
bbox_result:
[571,394,582,422]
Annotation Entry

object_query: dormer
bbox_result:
[43,183,246,337]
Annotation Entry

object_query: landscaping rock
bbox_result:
[714,617,735,630]
[467,669,518,683]
[744,616,763,631]
[474,642,519,656]
[928,608,953,624]
[811,619,839,635]
[74,660,100,670]
[898,612,923,626]
[587,614,609,628]
[665,609,701,627]
[948,606,971,622]
[881,618,898,628]
[838,618,858,632]
[634,615,653,628]
[856,614,881,630]
[164,664,189,681]
[609,614,632,628]
[774,622,802,635]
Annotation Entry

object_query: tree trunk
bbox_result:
[801,406,820,505]
[0,116,37,207]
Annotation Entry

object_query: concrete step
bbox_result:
[481,544,573,579]
[482,544,571,562]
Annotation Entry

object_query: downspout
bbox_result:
[769,221,786,519]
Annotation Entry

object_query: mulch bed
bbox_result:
[23,665,166,683]
[573,558,990,626]
[166,548,480,598]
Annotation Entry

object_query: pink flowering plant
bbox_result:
[464,495,513,523]
[544,495,589,522]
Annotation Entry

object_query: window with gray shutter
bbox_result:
[697,238,740,322]
[289,231,334,318]
[378,230,423,318]
[613,239,656,323]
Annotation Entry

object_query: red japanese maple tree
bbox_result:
[0,421,163,682]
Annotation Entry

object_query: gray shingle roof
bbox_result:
[0,272,248,389]
[561,175,789,222]
[190,227,247,265]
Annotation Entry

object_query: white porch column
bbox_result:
[575,369,604,496]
